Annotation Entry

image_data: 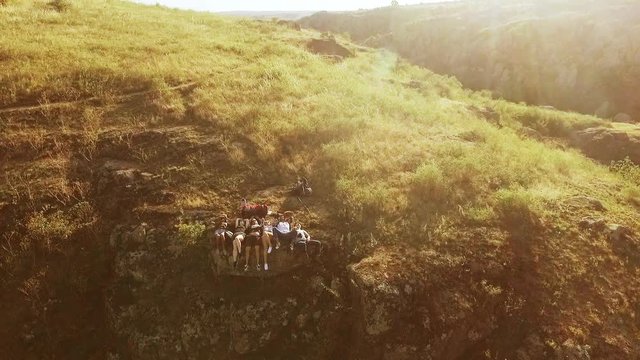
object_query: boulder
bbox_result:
[605,224,640,266]
[607,223,634,243]
[565,196,606,211]
[613,113,633,123]
[577,217,606,230]
[570,127,640,165]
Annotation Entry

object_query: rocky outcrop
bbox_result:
[307,38,354,59]
[570,126,640,165]
[106,223,349,359]
[347,248,505,359]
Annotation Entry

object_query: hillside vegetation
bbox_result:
[300,0,640,120]
[1,0,640,359]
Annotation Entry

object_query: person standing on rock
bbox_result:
[244,217,263,272]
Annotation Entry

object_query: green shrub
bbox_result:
[175,221,206,245]
[26,210,76,251]
[610,157,640,183]
[27,210,74,240]
[464,205,495,224]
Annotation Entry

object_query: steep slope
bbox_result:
[300,0,640,120]
[1,1,640,359]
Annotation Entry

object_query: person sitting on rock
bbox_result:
[261,218,275,271]
[273,213,296,247]
[293,177,312,196]
[212,214,232,256]
[291,223,323,258]
[244,217,263,272]
[232,217,247,269]
[291,223,310,251]
[283,211,295,228]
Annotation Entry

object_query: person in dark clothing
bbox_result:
[294,177,312,196]
[232,217,247,269]
[244,217,263,271]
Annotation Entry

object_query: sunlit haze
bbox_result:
[131,0,442,12]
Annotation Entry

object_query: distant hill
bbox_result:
[300,0,640,120]
[218,10,315,20]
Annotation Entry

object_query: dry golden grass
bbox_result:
[1,1,639,357]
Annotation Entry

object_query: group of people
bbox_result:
[210,201,315,272]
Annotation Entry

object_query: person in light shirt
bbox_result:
[291,223,310,251]
[273,213,296,246]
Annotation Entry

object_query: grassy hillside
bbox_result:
[1,0,640,358]
[300,0,640,120]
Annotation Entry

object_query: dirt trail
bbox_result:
[0,82,198,115]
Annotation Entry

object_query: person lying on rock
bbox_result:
[244,217,263,272]
[232,217,247,269]
[273,213,296,247]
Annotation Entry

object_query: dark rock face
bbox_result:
[106,225,349,359]
[307,38,354,58]
[570,126,640,165]
[346,249,505,360]
[299,3,640,119]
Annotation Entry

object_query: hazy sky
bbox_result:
[132,0,437,12]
